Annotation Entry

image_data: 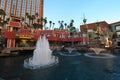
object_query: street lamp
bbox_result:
[83,18,89,46]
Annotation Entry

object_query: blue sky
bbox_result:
[44,0,120,30]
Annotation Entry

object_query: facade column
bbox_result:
[3,0,8,21]
[7,25,16,48]
[9,0,13,17]
[7,39,11,48]
[0,0,1,8]
[15,0,18,16]
[30,0,32,15]
[24,0,28,22]
[39,0,44,26]
[34,0,36,23]
[20,0,23,18]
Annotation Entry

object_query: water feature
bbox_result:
[84,48,115,58]
[0,50,120,80]
[58,47,81,56]
[24,35,58,69]
[65,47,76,53]
[89,48,106,55]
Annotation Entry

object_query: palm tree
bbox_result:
[37,18,40,24]
[31,15,35,25]
[0,9,6,18]
[64,23,67,29]
[35,13,38,18]
[32,23,39,29]
[52,22,55,30]
[49,21,52,29]
[26,13,31,25]
[58,20,64,30]
[71,19,74,23]
[43,17,47,27]
[61,20,64,23]
[34,18,43,29]
[0,9,9,29]
[70,19,74,27]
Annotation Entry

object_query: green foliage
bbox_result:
[0,9,6,16]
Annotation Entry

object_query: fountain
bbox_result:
[24,35,58,69]
[65,47,76,53]
[58,47,81,56]
[89,48,106,55]
[84,48,115,58]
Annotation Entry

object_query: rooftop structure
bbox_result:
[80,21,110,33]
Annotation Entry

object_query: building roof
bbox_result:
[110,21,120,25]
[80,21,109,32]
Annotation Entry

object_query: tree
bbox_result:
[64,23,67,29]
[58,20,64,30]
[0,9,9,29]
[49,21,52,29]
[31,15,35,24]
[35,13,38,18]
[26,13,31,25]
[0,9,6,17]
[43,17,47,27]
[52,22,55,30]
[70,19,74,27]
[33,23,43,30]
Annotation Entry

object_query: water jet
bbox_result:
[24,35,58,69]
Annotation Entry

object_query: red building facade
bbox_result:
[4,28,82,48]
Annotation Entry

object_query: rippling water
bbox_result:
[0,50,120,80]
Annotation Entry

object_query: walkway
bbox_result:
[0,47,35,56]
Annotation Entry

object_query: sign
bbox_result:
[19,36,31,39]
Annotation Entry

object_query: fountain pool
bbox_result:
[0,50,120,80]
[84,48,115,58]
[0,46,120,80]
[53,47,82,57]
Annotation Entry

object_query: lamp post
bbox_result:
[83,18,89,46]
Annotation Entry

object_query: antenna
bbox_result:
[83,13,85,19]
[83,13,87,24]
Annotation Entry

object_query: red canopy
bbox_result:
[9,21,21,27]
[4,31,15,38]
[47,36,60,41]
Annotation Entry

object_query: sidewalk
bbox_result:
[0,47,35,56]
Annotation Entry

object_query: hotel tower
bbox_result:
[0,0,44,48]
[0,0,44,23]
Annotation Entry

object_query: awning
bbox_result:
[47,36,60,41]
[60,38,82,42]
[4,31,15,38]
[8,21,21,27]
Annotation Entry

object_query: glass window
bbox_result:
[116,25,120,30]
[117,32,120,37]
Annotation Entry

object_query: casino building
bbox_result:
[0,0,113,48]
[0,0,43,22]
[0,0,86,48]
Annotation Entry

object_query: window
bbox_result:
[115,25,120,30]
[116,32,120,37]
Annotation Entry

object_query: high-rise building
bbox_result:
[0,0,44,48]
[0,0,44,23]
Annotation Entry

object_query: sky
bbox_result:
[44,0,120,30]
